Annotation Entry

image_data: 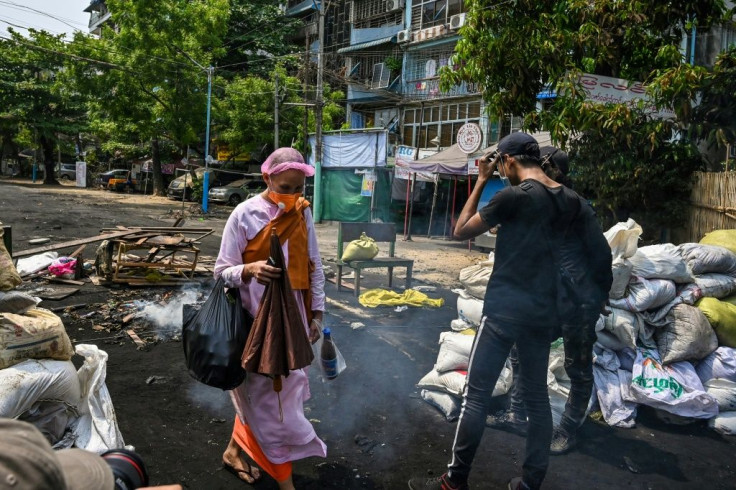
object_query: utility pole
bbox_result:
[313,0,325,222]
[274,72,280,149]
[303,34,309,155]
[202,65,213,214]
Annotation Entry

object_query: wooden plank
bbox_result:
[126,329,146,348]
[69,245,87,258]
[101,227,213,233]
[47,277,85,286]
[12,230,137,258]
[36,286,80,300]
[145,235,185,246]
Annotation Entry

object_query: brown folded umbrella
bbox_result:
[242,231,315,383]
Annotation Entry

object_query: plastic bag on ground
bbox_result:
[609,257,633,300]
[421,389,461,422]
[0,307,74,369]
[703,378,736,412]
[458,260,493,300]
[455,289,484,327]
[74,344,125,452]
[48,257,77,278]
[629,348,718,419]
[15,251,59,276]
[696,297,736,348]
[696,347,736,383]
[709,411,736,435]
[435,331,475,373]
[609,276,676,312]
[0,229,22,291]
[655,304,718,364]
[629,244,694,283]
[0,291,40,314]
[678,243,736,276]
[604,219,642,259]
[700,229,736,255]
[693,273,736,299]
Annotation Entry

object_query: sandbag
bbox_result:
[595,308,639,350]
[709,411,736,435]
[604,219,642,259]
[678,243,736,276]
[696,347,736,383]
[435,331,475,373]
[609,257,633,300]
[458,260,493,300]
[655,304,718,364]
[420,389,461,422]
[450,318,474,332]
[609,276,676,312]
[0,308,74,369]
[700,229,736,255]
[629,244,693,283]
[341,232,379,262]
[418,363,511,398]
[693,273,736,299]
[0,228,21,291]
[704,378,736,412]
[0,291,40,314]
[630,348,718,419]
[0,359,80,418]
[696,297,736,348]
[74,344,125,452]
[456,290,484,327]
[593,347,637,428]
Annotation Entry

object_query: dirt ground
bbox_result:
[2,179,735,490]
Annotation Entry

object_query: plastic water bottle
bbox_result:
[320,328,338,380]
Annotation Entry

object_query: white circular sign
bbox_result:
[457,123,483,154]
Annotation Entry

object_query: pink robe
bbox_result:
[214,195,327,464]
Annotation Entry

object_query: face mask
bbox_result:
[498,157,511,187]
[267,189,301,213]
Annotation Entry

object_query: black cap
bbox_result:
[497,132,540,160]
[540,146,569,176]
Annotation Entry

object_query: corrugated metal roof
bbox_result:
[337,36,396,54]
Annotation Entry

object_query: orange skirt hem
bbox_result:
[232,417,292,482]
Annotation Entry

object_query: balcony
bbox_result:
[88,9,111,31]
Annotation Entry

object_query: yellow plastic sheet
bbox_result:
[359,288,444,308]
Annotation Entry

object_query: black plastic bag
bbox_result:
[182,278,252,390]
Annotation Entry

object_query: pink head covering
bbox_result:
[261,147,315,177]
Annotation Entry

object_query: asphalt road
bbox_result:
[2,180,735,489]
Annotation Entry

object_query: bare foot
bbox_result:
[222,448,261,484]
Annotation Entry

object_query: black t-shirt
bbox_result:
[478,179,586,328]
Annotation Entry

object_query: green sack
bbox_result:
[342,232,379,262]
[700,229,736,255]
[697,297,736,348]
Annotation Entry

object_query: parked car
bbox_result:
[208,176,266,206]
[56,163,76,181]
[98,169,136,191]
[166,168,246,201]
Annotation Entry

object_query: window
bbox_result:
[402,100,482,148]
[410,0,463,30]
[352,0,402,29]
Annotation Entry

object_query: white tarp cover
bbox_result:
[308,131,387,168]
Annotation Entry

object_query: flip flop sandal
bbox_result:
[222,460,262,484]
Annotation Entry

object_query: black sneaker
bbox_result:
[507,477,531,490]
[549,426,577,455]
[408,473,469,490]
[485,410,528,436]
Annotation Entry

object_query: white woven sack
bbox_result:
[604,219,642,259]
[456,290,484,327]
[696,347,736,384]
[435,331,475,373]
[629,244,693,283]
[610,257,633,299]
[459,260,493,300]
[693,273,736,299]
[678,243,736,276]
[656,304,718,364]
[609,276,676,312]
[704,378,736,412]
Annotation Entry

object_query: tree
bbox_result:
[65,0,229,195]
[0,30,88,184]
[441,0,731,236]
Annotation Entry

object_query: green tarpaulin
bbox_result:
[319,170,391,222]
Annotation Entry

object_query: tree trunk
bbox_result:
[151,138,165,196]
[40,134,58,185]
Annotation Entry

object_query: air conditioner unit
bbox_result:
[385,0,401,12]
[396,29,410,43]
[449,13,466,30]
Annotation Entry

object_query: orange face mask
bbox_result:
[267,190,301,213]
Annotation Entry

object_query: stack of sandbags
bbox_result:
[418,329,512,421]
[694,347,736,435]
[451,255,494,331]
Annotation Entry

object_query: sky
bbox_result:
[0,0,91,38]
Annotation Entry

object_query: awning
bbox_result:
[285,0,318,17]
[337,35,396,54]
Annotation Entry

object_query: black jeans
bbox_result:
[448,317,552,490]
[508,315,597,433]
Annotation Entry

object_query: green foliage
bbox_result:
[441,0,730,233]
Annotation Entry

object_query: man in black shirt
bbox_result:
[409,133,611,490]
[487,146,612,455]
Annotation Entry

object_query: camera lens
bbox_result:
[101,449,149,490]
